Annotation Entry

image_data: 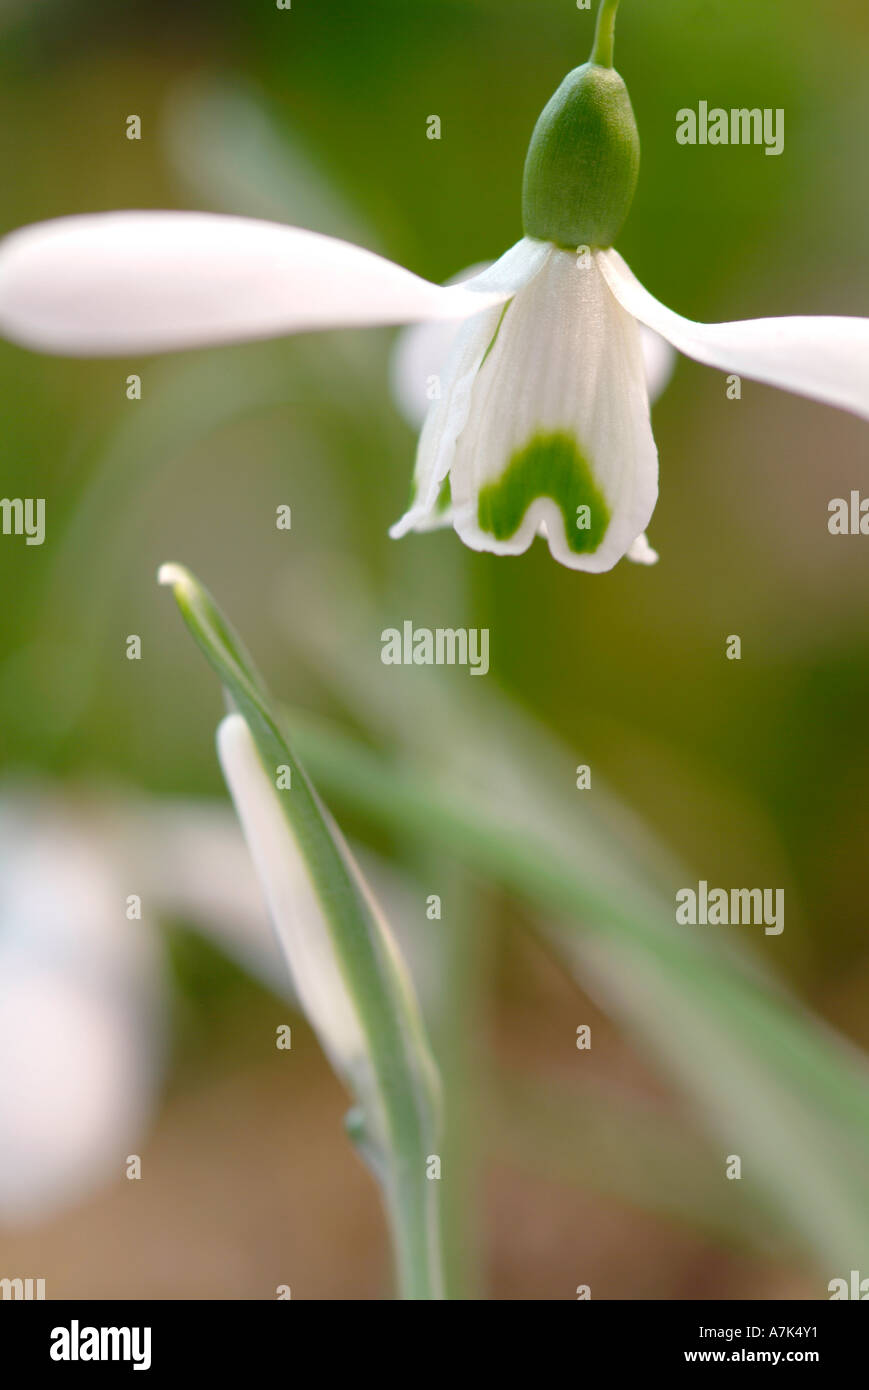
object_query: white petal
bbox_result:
[626,532,659,565]
[389,261,494,428]
[445,249,659,573]
[640,326,676,405]
[0,212,514,356]
[600,248,869,421]
[392,269,676,433]
[390,237,553,537]
[216,712,368,1078]
[389,309,502,536]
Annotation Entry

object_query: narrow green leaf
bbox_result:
[158,564,443,1300]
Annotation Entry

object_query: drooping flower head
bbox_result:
[0,0,866,570]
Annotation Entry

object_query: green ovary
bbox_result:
[476,431,610,553]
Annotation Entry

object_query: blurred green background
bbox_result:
[1,0,868,1299]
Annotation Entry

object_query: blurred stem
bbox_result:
[386,1174,444,1300]
[591,0,621,68]
[389,529,486,1297]
[432,868,490,1299]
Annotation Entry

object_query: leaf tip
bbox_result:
[157,561,193,592]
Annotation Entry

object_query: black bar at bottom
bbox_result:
[0,1298,864,1373]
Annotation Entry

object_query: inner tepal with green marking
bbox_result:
[477,431,610,555]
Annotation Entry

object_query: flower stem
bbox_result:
[590,0,621,68]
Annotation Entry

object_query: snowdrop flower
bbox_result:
[388,262,675,568]
[0,0,867,571]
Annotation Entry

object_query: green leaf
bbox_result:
[158,564,444,1300]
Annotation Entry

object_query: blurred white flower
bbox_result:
[0,784,434,1226]
[0,794,161,1223]
[0,788,277,1225]
[217,713,374,1087]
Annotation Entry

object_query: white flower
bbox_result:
[0,208,866,573]
[388,253,676,569]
